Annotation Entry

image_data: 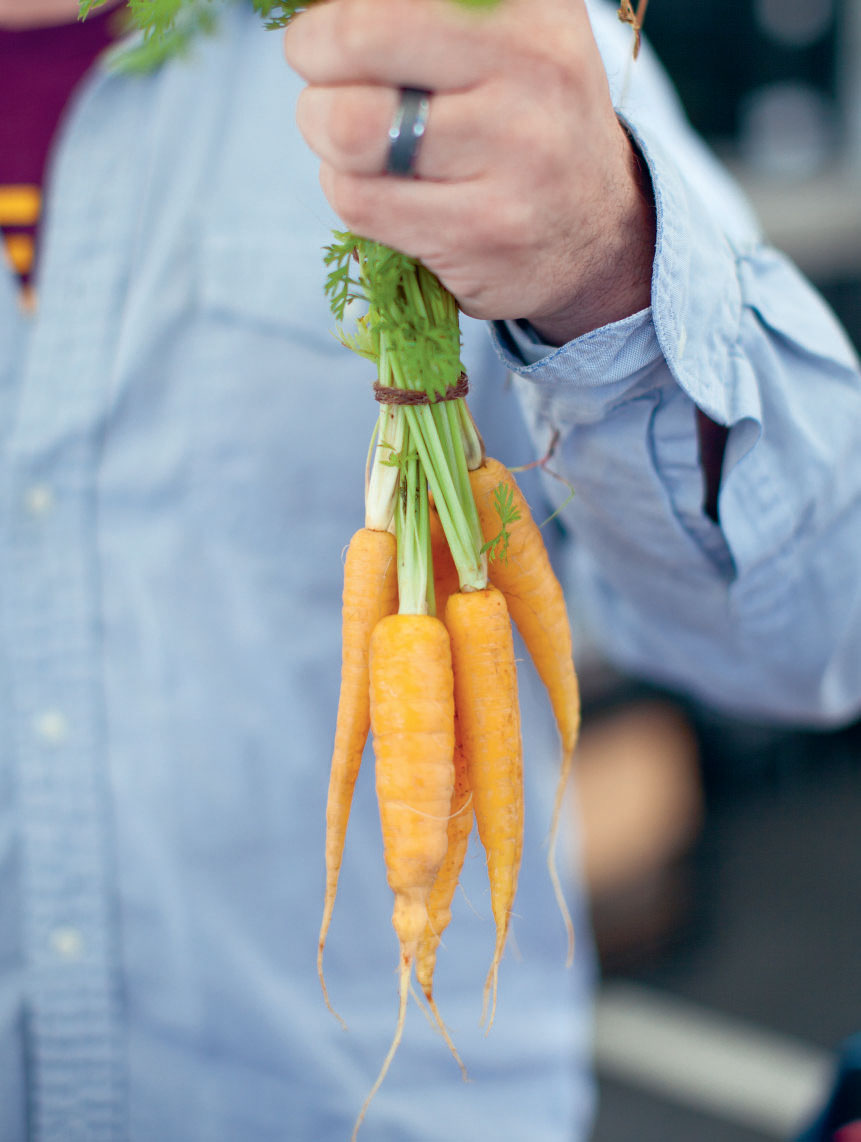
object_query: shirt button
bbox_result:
[49,926,85,961]
[33,710,69,745]
[24,484,55,516]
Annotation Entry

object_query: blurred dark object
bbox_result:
[796,1034,861,1140]
[642,0,861,355]
[601,689,861,1049]
[573,695,705,973]
[578,666,861,989]
[820,279,861,355]
[644,0,843,165]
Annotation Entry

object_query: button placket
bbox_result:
[6,65,137,1142]
[24,483,55,516]
[33,710,69,746]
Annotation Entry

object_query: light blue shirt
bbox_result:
[1,4,858,1141]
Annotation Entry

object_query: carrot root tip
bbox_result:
[547,744,578,968]
[547,841,575,969]
[317,947,348,1031]
[350,958,411,1142]
[425,995,469,1082]
[480,962,499,1034]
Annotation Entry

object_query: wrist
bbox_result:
[527,124,656,346]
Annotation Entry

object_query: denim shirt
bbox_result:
[1,4,859,1141]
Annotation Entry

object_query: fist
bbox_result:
[283,0,655,343]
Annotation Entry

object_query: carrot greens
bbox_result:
[79,1,303,71]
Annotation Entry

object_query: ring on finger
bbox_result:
[385,87,431,177]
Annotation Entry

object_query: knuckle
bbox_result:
[506,110,544,169]
[294,86,317,143]
[332,0,383,68]
[488,187,537,248]
[327,92,383,166]
[330,0,408,74]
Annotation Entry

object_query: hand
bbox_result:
[283,0,655,345]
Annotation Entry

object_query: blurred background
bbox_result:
[648,0,861,344]
[577,3,861,1139]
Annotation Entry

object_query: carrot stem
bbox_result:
[394,428,430,616]
[365,405,404,532]
[404,403,486,592]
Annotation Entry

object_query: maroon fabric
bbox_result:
[0,3,123,278]
[834,1124,861,1142]
[696,406,729,522]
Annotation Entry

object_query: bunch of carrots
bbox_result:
[73,0,661,1136]
[317,237,582,1138]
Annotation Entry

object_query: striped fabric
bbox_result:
[0,4,120,306]
[0,183,41,280]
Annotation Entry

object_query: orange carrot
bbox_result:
[353,612,455,1140]
[318,527,398,1018]
[470,458,581,966]
[444,586,522,1028]
[429,502,460,619]
[415,715,472,1074]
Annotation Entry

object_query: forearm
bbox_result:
[526,122,656,346]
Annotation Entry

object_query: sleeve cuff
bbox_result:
[492,307,659,379]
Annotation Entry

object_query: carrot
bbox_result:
[318,527,398,1019]
[429,501,461,620]
[415,714,472,1074]
[469,458,581,966]
[352,611,455,1140]
[444,586,522,1029]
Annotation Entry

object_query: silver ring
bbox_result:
[386,87,431,177]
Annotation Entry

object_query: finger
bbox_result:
[319,162,557,321]
[318,163,530,266]
[296,84,498,180]
[283,0,500,89]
